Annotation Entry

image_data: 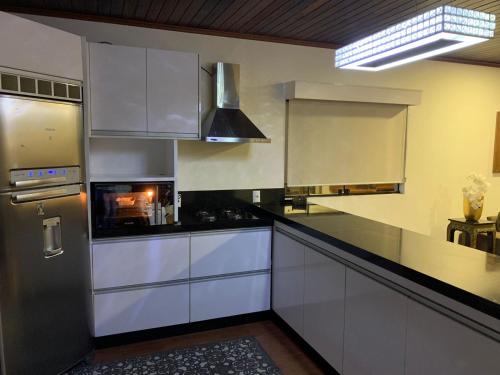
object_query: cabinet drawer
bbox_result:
[94,283,189,336]
[190,273,271,322]
[190,229,271,278]
[92,236,189,289]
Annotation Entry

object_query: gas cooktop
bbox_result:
[193,208,260,223]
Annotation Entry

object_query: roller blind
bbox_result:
[286,100,407,187]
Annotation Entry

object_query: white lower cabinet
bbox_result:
[190,229,271,278]
[94,283,189,337]
[190,273,271,322]
[343,269,407,375]
[272,229,305,336]
[304,247,345,371]
[92,236,189,289]
[273,224,500,375]
[405,299,500,375]
[92,228,273,337]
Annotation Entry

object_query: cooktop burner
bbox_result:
[194,208,258,223]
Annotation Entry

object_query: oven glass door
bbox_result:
[92,182,174,232]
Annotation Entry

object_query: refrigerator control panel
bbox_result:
[10,166,80,188]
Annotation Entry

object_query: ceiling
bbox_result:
[2,0,500,67]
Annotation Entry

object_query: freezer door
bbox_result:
[0,187,91,375]
[0,95,83,190]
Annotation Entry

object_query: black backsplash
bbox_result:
[179,188,284,211]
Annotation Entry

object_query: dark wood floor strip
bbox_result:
[92,320,328,375]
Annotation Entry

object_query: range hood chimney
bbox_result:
[202,63,271,143]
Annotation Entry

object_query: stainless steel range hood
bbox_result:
[202,63,271,143]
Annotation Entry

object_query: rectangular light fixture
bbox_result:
[335,6,496,71]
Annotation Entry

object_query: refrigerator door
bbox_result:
[0,95,83,190]
[0,186,91,375]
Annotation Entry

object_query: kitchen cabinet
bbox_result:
[94,283,189,337]
[91,229,272,336]
[89,43,147,133]
[92,236,189,290]
[190,273,270,322]
[273,223,500,375]
[272,228,305,336]
[343,268,407,375]
[303,246,345,371]
[147,48,198,137]
[405,299,500,375]
[190,229,271,278]
[189,228,272,322]
[88,42,199,138]
[0,12,83,80]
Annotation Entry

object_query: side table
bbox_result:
[446,218,497,253]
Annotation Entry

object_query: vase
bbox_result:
[463,196,483,222]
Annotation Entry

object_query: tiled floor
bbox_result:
[92,320,326,374]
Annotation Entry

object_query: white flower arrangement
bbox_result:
[462,173,490,209]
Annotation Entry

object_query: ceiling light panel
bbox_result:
[335,6,496,71]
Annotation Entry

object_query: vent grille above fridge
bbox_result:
[0,72,82,102]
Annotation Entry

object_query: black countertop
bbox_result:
[92,210,272,239]
[252,204,500,320]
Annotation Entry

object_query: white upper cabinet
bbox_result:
[147,48,199,137]
[0,12,83,80]
[89,43,147,133]
[88,42,199,138]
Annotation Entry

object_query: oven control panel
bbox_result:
[10,166,80,187]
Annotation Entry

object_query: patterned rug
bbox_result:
[66,336,282,375]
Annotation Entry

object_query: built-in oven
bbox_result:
[91,181,175,238]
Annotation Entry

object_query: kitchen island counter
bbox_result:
[253,203,500,323]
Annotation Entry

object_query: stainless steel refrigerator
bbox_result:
[0,91,91,374]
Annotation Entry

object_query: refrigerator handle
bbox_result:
[11,185,81,203]
[43,217,63,258]
[13,176,67,188]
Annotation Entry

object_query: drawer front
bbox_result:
[190,229,271,278]
[94,283,189,337]
[190,273,271,322]
[93,236,189,289]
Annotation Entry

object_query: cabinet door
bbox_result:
[92,236,189,289]
[304,247,345,372]
[0,12,83,80]
[190,273,270,322]
[147,48,199,137]
[343,269,407,375]
[190,229,271,278]
[272,229,304,336]
[89,43,147,133]
[406,299,500,375]
[94,283,189,337]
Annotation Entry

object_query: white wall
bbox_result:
[21,15,500,239]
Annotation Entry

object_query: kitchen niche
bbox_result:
[88,137,176,182]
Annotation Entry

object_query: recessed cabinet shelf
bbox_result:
[88,138,176,180]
